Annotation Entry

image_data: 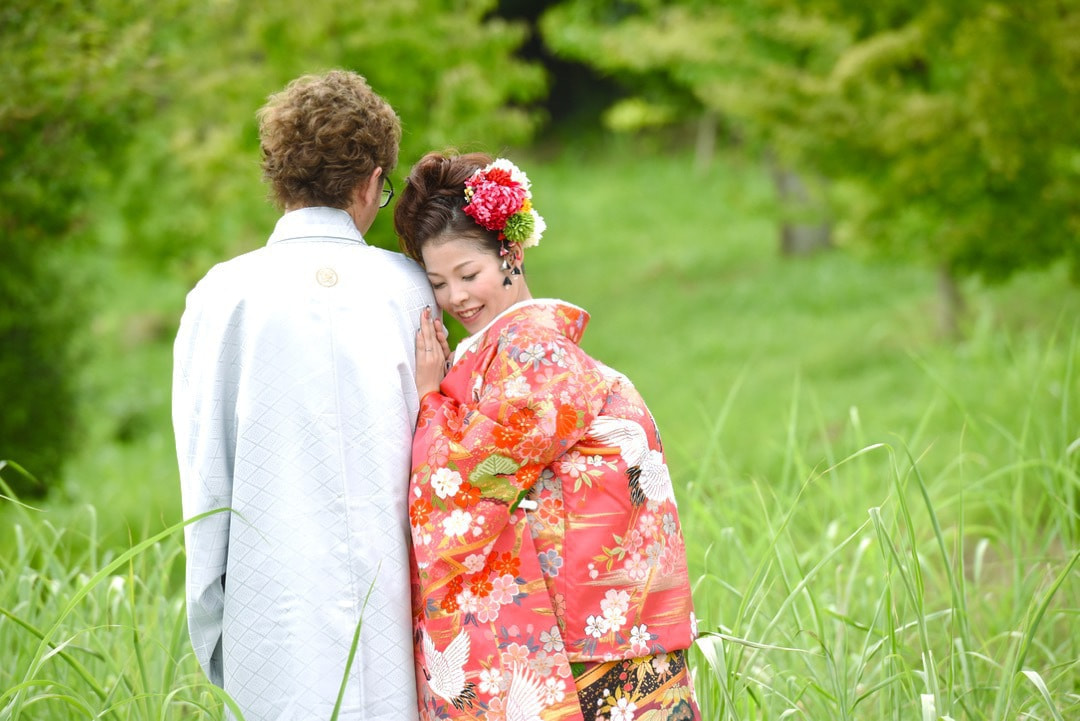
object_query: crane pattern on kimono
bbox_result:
[421,628,478,711]
[584,416,676,507]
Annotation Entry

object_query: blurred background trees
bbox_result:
[1,0,547,495]
[1,0,186,495]
[541,0,1080,334]
[3,0,1078,495]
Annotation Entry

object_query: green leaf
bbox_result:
[470,454,522,504]
[470,454,521,483]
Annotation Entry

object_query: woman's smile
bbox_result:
[456,306,482,323]
[422,237,529,334]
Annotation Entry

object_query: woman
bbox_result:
[394,152,701,721]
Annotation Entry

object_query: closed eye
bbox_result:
[462,273,478,281]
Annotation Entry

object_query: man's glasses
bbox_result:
[380,175,395,208]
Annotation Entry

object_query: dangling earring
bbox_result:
[502,243,520,288]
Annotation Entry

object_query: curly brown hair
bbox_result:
[393,151,501,263]
[257,70,401,209]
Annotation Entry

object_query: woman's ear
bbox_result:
[508,242,525,267]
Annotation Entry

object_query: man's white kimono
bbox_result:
[173,207,433,720]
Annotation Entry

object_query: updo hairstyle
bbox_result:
[394,151,502,263]
[257,69,401,210]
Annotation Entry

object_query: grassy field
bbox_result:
[2,141,1078,719]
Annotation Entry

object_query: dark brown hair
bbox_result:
[394,151,502,262]
[257,69,400,209]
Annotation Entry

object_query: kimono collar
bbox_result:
[266,207,368,246]
[453,299,590,363]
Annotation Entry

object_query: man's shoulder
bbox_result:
[186,247,267,296]
[184,242,429,302]
[352,245,433,298]
[360,244,425,274]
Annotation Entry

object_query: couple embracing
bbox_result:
[173,70,700,721]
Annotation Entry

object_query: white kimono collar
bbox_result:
[452,298,587,363]
[266,207,368,246]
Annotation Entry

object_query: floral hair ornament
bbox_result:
[462,158,546,248]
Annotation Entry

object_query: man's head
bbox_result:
[257,70,400,224]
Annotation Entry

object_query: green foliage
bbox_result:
[0,246,76,496]
[2,1,547,490]
[679,333,1079,718]
[0,464,227,720]
[3,333,1078,717]
[541,0,1080,282]
[0,0,185,493]
[3,141,1078,718]
[104,0,548,273]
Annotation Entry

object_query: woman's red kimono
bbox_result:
[410,300,697,720]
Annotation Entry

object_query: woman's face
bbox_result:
[422,236,525,335]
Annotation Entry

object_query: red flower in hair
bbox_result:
[464,176,526,234]
[485,167,513,185]
[461,159,545,246]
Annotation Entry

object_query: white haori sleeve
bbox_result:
[172,275,238,687]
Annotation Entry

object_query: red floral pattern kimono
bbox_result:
[410,300,697,720]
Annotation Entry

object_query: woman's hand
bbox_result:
[415,307,451,398]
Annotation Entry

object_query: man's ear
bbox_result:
[360,166,383,208]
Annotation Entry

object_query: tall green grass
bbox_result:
[4,349,1075,718]
[0,462,229,720]
[1,463,380,721]
[2,143,1077,718]
[680,330,1078,719]
[3,331,1075,718]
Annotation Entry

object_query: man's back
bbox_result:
[174,208,431,719]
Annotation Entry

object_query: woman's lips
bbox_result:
[457,307,482,323]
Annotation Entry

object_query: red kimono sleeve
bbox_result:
[410,327,607,595]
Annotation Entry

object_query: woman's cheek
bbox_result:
[434,287,451,309]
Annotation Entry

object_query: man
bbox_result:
[173,70,432,720]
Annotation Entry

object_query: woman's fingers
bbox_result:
[434,316,451,359]
[416,309,436,363]
[415,308,445,397]
[415,308,429,354]
[418,307,436,353]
